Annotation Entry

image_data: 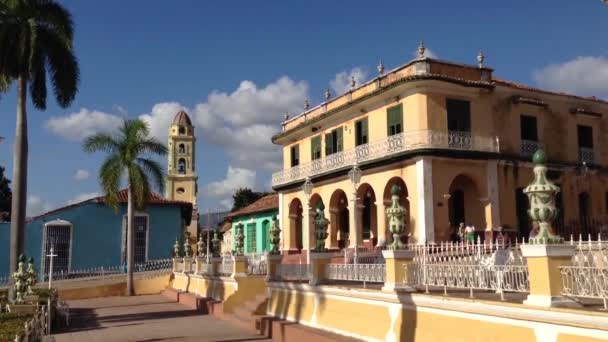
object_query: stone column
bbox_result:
[266,255,283,282]
[382,250,416,292]
[287,214,298,252]
[416,158,435,243]
[309,253,333,286]
[182,257,193,274]
[232,256,248,278]
[328,208,339,250]
[520,244,576,307]
[303,204,312,256]
[348,194,358,248]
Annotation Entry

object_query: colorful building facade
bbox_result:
[224,194,278,254]
[0,190,192,277]
[271,47,608,253]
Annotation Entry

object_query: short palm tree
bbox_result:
[0,0,80,278]
[84,119,167,296]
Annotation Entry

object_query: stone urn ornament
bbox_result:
[386,185,407,250]
[211,230,221,257]
[197,234,206,258]
[313,202,329,253]
[523,149,563,244]
[12,254,28,304]
[235,223,245,256]
[25,257,37,295]
[269,215,281,255]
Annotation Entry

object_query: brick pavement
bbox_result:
[52,294,272,342]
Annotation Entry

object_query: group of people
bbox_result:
[455,222,476,243]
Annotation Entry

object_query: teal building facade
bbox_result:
[226,194,278,254]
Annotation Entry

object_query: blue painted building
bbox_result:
[0,190,192,277]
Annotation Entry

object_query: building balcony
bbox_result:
[579,147,595,165]
[272,129,500,187]
[520,139,543,158]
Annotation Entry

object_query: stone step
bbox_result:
[177,292,209,313]
[270,319,361,342]
[255,315,277,338]
[160,288,180,302]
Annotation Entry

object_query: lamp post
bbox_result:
[348,163,362,264]
[302,177,313,265]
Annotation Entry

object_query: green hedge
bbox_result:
[0,312,32,340]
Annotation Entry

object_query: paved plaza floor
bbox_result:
[52,294,272,342]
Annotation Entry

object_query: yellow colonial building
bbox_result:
[166,111,199,238]
[271,46,608,253]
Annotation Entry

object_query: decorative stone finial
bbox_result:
[524,149,562,244]
[386,187,407,250]
[418,41,426,59]
[183,236,192,258]
[350,76,356,89]
[26,257,37,295]
[377,60,385,75]
[304,99,310,110]
[173,238,181,258]
[269,215,281,255]
[235,223,244,256]
[12,254,27,304]
[313,202,329,253]
[197,234,205,257]
[283,111,289,121]
[477,50,485,68]
[325,89,332,100]
[211,231,221,257]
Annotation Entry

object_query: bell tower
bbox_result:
[166,110,198,237]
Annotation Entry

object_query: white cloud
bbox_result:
[533,56,608,98]
[330,67,368,95]
[67,192,101,205]
[74,169,90,181]
[26,195,53,217]
[203,166,257,199]
[45,108,122,141]
[139,102,188,144]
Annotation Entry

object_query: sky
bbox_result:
[0,0,607,216]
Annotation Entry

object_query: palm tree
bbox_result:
[0,1,80,279]
[84,119,167,296]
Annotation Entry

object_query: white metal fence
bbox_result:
[326,264,385,283]
[219,258,234,277]
[246,253,267,275]
[275,264,310,281]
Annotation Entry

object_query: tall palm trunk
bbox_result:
[9,75,28,300]
[126,184,134,296]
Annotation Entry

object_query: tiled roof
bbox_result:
[25,189,192,222]
[492,78,608,105]
[173,110,192,126]
[225,193,278,219]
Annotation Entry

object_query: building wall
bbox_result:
[0,202,184,276]
[231,210,278,254]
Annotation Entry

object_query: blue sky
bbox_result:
[0,0,607,215]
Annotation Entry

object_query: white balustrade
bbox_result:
[272,130,499,186]
[326,264,385,283]
[275,264,310,281]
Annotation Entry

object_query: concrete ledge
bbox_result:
[520,244,576,257]
[270,319,360,342]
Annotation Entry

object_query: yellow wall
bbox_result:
[56,273,172,300]
[267,285,608,342]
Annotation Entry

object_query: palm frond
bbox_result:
[136,137,167,156]
[83,133,119,153]
[37,25,79,107]
[99,155,123,211]
[136,158,165,195]
[129,165,150,211]
[30,0,74,45]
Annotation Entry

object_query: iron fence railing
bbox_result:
[326,264,385,283]
[275,264,310,282]
[272,130,499,186]
[560,266,608,309]
[246,253,267,275]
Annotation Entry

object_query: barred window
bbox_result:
[43,221,72,275]
[246,223,257,253]
[122,215,149,264]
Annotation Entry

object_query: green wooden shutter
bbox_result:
[311,136,320,160]
[336,127,343,152]
[387,104,403,136]
[325,132,333,155]
[294,145,299,164]
[362,118,368,144]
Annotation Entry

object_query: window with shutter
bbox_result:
[311,136,321,160]
[324,128,343,156]
[446,99,471,132]
[336,127,343,152]
[290,144,299,167]
[325,132,333,155]
[387,104,403,136]
[355,118,368,146]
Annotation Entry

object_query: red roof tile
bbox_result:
[225,194,278,219]
[173,111,192,126]
[492,78,608,105]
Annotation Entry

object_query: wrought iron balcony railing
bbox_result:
[579,147,595,165]
[520,139,543,158]
[272,129,500,187]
